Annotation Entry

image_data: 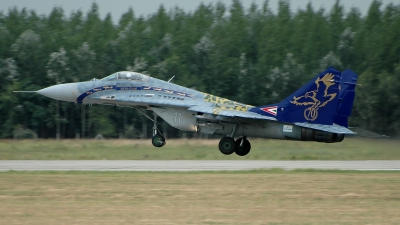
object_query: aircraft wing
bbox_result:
[348,127,388,137]
[217,110,277,120]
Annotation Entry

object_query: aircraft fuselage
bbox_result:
[19,68,356,156]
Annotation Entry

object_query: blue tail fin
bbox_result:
[250,67,356,125]
[333,69,358,127]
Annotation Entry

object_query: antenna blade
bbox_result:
[167,75,175,83]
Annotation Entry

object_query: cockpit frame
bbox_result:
[100,71,149,82]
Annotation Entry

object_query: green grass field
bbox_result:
[1,138,399,224]
[1,170,399,225]
[0,137,399,160]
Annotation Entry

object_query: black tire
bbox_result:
[218,137,236,155]
[235,138,251,156]
[152,134,165,147]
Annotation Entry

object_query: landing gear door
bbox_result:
[151,107,198,132]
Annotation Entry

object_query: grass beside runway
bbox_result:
[0,170,399,225]
[0,137,399,160]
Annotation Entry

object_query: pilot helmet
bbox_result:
[126,73,132,79]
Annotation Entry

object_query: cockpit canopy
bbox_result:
[100,71,149,82]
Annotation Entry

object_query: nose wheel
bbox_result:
[152,133,165,147]
[151,113,166,147]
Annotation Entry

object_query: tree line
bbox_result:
[0,0,399,139]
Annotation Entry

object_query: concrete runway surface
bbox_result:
[0,160,399,171]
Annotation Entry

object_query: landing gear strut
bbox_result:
[151,114,165,147]
[135,108,166,147]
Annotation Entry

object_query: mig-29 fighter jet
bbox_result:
[15,67,360,156]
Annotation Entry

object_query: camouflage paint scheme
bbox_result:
[203,93,254,115]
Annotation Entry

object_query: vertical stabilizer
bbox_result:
[251,67,343,125]
[333,69,358,127]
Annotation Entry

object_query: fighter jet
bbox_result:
[15,67,360,156]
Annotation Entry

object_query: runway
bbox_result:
[0,160,400,171]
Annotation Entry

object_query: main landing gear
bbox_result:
[218,136,251,156]
[218,124,251,156]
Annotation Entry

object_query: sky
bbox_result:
[1,0,398,24]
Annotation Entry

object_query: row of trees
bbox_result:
[0,0,399,139]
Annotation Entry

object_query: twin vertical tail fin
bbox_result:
[251,67,358,127]
[333,69,358,127]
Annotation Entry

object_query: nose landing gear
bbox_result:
[151,113,165,147]
[134,108,166,147]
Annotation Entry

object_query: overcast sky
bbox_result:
[2,0,397,24]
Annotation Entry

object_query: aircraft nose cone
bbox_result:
[37,83,78,102]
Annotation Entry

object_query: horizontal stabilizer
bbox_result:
[349,127,389,138]
[295,122,355,134]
